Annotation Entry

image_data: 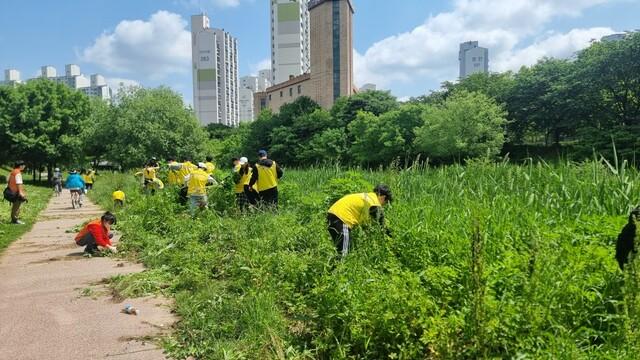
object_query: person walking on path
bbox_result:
[74,211,117,256]
[327,184,393,257]
[6,160,27,224]
[249,150,283,208]
[52,167,63,196]
[184,162,216,216]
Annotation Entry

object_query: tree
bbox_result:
[82,97,113,165]
[331,90,399,127]
[2,79,90,178]
[105,87,207,168]
[414,91,507,162]
[508,58,576,145]
[348,104,426,166]
[298,128,348,164]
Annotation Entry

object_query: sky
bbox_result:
[1,0,639,104]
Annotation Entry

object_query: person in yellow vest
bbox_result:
[112,188,126,207]
[184,162,216,216]
[167,157,182,186]
[204,156,216,175]
[83,168,96,191]
[249,150,283,208]
[233,157,257,210]
[141,161,160,195]
[327,184,393,257]
[177,158,197,204]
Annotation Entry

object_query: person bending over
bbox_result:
[327,184,393,257]
[75,212,117,256]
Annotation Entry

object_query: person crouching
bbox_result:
[75,212,117,257]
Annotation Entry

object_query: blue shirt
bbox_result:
[65,174,85,189]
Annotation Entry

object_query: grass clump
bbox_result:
[90,161,640,359]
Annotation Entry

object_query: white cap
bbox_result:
[197,162,207,169]
[239,157,248,165]
[54,168,60,171]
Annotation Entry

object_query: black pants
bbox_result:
[327,213,351,256]
[244,185,258,206]
[77,232,99,254]
[258,187,278,208]
[85,183,93,190]
[114,199,124,207]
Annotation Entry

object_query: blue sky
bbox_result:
[1,0,638,103]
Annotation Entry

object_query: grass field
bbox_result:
[0,181,52,254]
[90,160,640,359]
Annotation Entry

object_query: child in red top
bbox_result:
[75,212,117,256]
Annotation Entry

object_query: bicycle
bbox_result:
[70,189,83,209]
[53,180,62,197]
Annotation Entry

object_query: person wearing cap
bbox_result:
[52,167,63,196]
[249,150,283,208]
[6,160,27,224]
[327,184,393,257]
[184,162,216,216]
[232,157,257,210]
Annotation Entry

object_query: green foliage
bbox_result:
[0,79,90,168]
[414,90,507,162]
[100,87,207,168]
[88,162,640,359]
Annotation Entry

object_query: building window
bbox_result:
[269,94,272,100]
[297,85,302,94]
[280,91,283,97]
[332,0,341,101]
[289,87,293,96]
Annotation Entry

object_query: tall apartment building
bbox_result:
[459,41,489,79]
[271,0,310,85]
[255,0,355,113]
[239,71,272,122]
[2,69,22,86]
[191,14,240,127]
[38,64,111,100]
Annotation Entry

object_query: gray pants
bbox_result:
[11,199,24,223]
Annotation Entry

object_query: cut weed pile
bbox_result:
[90,161,640,359]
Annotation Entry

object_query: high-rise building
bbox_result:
[360,83,377,91]
[191,14,240,127]
[270,0,310,85]
[258,69,272,91]
[601,33,628,42]
[255,0,355,113]
[239,88,255,123]
[459,41,489,79]
[2,69,22,86]
[34,64,111,100]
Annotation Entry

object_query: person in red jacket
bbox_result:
[74,212,117,256]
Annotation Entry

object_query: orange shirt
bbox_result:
[8,169,23,193]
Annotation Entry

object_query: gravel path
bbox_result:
[0,193,175,359]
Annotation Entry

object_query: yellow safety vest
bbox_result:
[328,192,382,228]
[205,162,216,175]
[256,161,278,192]
[233,165,255,194]
[177,161,195,181]
[112,190,125,201]
[187,169,210,196]
[168,161,181,185]
[143,167,157,180]
[83,174,93,184]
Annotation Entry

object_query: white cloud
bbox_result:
[249,57,271,75]
[354,0,615,90]
[80,11,191,80]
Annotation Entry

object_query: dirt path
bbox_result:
[0,192,175,359]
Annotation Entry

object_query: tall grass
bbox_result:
[90,160,639,359]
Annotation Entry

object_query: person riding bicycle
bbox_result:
[65,170,86,207]
[52,167,63,195]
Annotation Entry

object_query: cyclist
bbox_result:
[52,167,63,196]
[65,170,86,208]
